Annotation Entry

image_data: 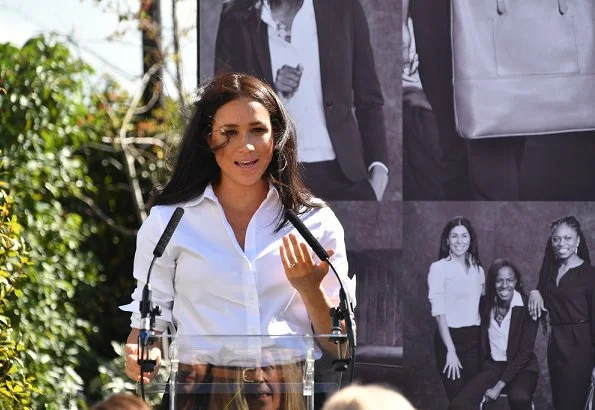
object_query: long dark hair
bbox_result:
[149,72,320,230]
[437,216,482,269]
[537,215,590,301]
[481,258,524,326]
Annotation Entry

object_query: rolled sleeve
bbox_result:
[428,262,446,317]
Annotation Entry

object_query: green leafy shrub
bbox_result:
[0,37,100,408]
[0,189,35,409]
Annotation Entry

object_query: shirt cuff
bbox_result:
[367,162,389,174]
[430,301,445,317]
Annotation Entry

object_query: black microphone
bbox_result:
[138,207,185,399]
[284,209,357,383]
[140,207,185,320]
[153,207,185,257]
[285,209,329,261]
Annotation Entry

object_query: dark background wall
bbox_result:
[402,201,595,410]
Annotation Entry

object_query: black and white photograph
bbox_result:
[403,201,595,410]
[403,0,595,201]
[199,0,402,203]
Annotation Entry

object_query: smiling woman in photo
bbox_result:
[427,216,484,402]
[450,258,538,410]
[529,216,595,410]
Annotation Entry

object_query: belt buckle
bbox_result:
[242,367,255,383]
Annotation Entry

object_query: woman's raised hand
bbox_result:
[280,233,334,295]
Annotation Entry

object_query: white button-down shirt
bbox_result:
[428,257,485,328]
[489,290,524,362]
[261,0,335,163]
[121,184,353,362]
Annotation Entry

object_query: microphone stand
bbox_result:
[284,209,357,384]
[135,206,184,402]
[138,256,162,401]
[326,260,357,385]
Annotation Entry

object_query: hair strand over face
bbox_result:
[148,72,321,230]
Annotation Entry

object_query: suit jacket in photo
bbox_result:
[214,0,389,183]
[479,293,539,384]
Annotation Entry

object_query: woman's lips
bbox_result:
[235,159,258,168]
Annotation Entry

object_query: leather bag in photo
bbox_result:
[451,0,595,139]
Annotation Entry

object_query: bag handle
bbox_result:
[497,0,568,15]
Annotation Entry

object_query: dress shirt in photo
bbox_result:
[261,0,336,163]
[428,257,485,328]
[488,290,524,361]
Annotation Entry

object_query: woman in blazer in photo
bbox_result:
[450,258,538,410]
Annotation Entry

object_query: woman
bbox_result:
[121,72,354,409]
[428,216,484,402]
[206,354,306,410]
[450,258,538,410]
[528,216,595,410]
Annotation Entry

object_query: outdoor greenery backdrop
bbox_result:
[0,30,184,408]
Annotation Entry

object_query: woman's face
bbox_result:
[243,365,283,410]
[210,97,274,192]
[447,225,471,258]
[551,223,580,260]
[495,266,517,303]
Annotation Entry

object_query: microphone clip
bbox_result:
[137,282,162,373]
[328,306,346,345]
[329,306,352,373]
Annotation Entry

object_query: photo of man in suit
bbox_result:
[214,0,390,201]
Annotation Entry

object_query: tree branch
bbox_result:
[76,193,138,237]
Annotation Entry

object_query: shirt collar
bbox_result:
[491,290,524,317]
[182,181,280,208]
[261,1,275,27]
[511,290,524,308]
[260,0,314,28]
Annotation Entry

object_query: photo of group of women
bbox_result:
[402,202,595,409]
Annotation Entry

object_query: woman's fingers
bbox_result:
[281,236,298,267]
[300,243,314,265]
[124,343,160,383]
[289,233,306,263]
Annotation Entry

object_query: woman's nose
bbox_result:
[252,367,265,382]
[239,132,256,151]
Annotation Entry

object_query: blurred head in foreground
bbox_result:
[321,384,415,410]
